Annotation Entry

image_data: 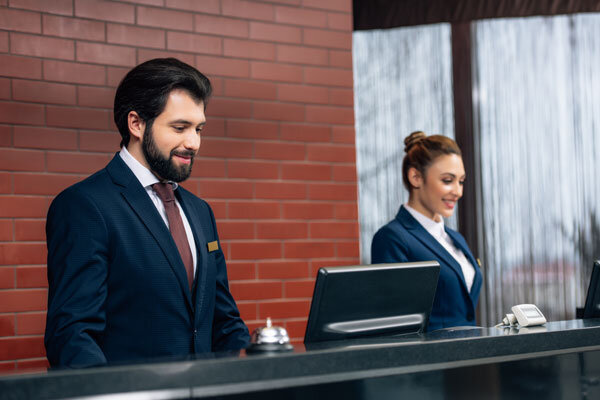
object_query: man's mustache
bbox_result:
[171,150,196,158]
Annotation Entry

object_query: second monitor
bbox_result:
[583,260,600,318]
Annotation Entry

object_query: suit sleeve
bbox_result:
[45,188,109,368]
[371,226,410,264]
[205,205,250,351]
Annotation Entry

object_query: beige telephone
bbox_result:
[510,304,546,327]
[496,304,547,327]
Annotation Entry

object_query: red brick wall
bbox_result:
[0,0,357,371]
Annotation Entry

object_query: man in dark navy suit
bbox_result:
[45,58,250,368]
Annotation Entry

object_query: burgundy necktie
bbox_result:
[152,182,194,291]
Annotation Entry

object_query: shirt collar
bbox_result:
[119,146,178,190]
[404,203,445,240]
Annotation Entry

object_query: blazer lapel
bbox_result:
[106,154,193,310]
[446,228,483,303]
[176,188,208,314]
[396,206,471,295]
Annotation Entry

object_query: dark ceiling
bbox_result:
[353,0,600,30]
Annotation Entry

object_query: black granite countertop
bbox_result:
[2,319,600,399]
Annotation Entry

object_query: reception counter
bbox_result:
[2,319,600,399]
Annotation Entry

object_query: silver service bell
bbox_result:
[246,317,294,354]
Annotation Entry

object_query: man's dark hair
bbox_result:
[114,58,212,148]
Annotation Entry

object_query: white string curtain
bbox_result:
[473,14,600,325]
[353,24,455,263]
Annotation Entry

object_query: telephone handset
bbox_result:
[511,304,546,327]
[496,304,547,327]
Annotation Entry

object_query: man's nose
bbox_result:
[183,130,201,151]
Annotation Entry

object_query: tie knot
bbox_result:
[152,182,175,203]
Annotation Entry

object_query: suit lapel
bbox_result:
[176,188,208,314]
[446,228,483,303]
[396,206,471,295]
[106,154,193,310]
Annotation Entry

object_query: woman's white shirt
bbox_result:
[404,204,475,292]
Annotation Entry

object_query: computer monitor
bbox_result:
[304,261,440,343]
[583,260,600,318]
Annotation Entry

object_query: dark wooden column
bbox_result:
[452,22,488,324]
[452,22,479,254]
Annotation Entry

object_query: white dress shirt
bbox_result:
[119,146,197,276]
[404,204,475,291]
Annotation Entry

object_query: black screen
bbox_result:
[583,260,600,318]
[304,261,440,343]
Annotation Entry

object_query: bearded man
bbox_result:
[45,58,250,368]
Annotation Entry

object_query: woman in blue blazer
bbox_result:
[371,131,482,330]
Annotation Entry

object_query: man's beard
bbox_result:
[142,124,195,183]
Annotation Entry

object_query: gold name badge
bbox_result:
[207,241,219,252]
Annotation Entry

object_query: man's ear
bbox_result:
[408,167,422,189]
[127,111,145,142]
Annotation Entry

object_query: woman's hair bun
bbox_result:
[404,131,427,153]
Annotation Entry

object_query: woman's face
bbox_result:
[408,154,465,221]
